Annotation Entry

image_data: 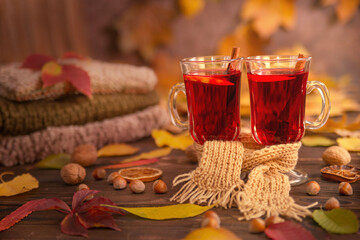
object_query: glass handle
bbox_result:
[168,83,189,129]
[305,81,331,130]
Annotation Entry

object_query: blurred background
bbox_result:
[0,0,359,117]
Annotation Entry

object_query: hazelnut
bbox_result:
[61,163,86,185]
[322,146,351,166]
[129,179,145,193]
[306,181,320,196]
[92,168,106,180]
[201,217,220,229]
[153,180,168,194]
[249,218,265,233]
[325,197,340,210]
[265,216,284,227]
[77,183,93,201]
[77,183,89,191]
[339,182,353,196]
[204,210,221,225]
[107,172,120,184]
[71,144,98,167]
[113,176,127,190]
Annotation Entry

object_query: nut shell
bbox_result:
[92,168,106,180]
[61,163,86,185]
[113,176,127,190]
[325,197,340,210]
[339,182,353,195]
[322,146,351,166]
[71,144,97,167]
[153,180,168,194]
[249,218,265,233]
[129,179,145,193]
[306,181,320,196]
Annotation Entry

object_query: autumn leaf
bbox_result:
[95,158,160,171]
[0,190,124,238]
[35,153,71,169]
[121,148,172,163]
[41,61,92,98]
[241,0,296,39]
[178,0,205,17]
[265,221,315,240]
[152,130,193,150]
[20,54,55,70]
[313,209,359,234]
[0,172,39,197]
[322,0,360,23]
[301,135,336,147]
[97,144,139,157]
[184,227,241,240]
[103,203,213,220]
[115,2,175,61]
[337,137,360,151]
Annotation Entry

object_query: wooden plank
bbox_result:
[0,137,359,240]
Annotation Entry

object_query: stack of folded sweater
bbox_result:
[0,58,169,166]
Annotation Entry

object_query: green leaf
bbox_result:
[102,204,213,220]
[313,209,359,234]
[35,153,71,169]
[301,135,336,147]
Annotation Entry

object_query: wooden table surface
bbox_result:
[0,136,359,240]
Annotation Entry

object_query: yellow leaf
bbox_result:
[337,137,360,151]
[42,61,62,76]
[104,203,213,220]
[314,115,347,133]
[121,148,172,163]
[301,135,336,147]
[241,0,296,38]
[0,172,39,197]
[185,227,241,240]
[178,0,205,17]
[336,0,360,23]
[152,129,193,150]
[97,144,139,157]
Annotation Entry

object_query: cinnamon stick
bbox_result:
[227,47,241,72]
[295,53,306,71]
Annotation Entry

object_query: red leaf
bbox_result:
[78,197,124,215]
[61,213,88,238]
[265,221,315,240]
[63,65,92,98]
[0,198,69,231]
[61,52,86,60]
[20,54,55,70]
[72,189,100,211]
[78,208,121,231]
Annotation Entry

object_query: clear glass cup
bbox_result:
[168,56,243,145]
[245,55,331,185]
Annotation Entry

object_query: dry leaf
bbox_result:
[35,153,71,169]
[241,0,296,38]
[178,0,205,17]
[0,172,39,197]
[121,148,172,163]
[322,0,360,23]
[265,221,315,240]
[152,130,193,150]
[301,135,336,147]
[115,2,175,61]
[97,144,139,157]
[184,227,241,240]
[337,137,360,151]
[334,129,360,138]
[103,203,213,220]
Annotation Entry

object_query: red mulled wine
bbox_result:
[247,69,308,145]
[184,69,241,144]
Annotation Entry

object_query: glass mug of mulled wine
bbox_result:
[245,55,330,146]
[168,56,243,145]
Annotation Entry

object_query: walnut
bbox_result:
[71,144,98,167]
[61,163,86,185]
[322,146,351,166]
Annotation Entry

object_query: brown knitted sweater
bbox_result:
[0,91,159,135]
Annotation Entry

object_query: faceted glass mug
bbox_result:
[245,55,331,146]
[168,56,243,145]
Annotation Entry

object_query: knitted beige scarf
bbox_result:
[171,134,317,221]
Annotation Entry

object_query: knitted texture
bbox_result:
[0,91,159,135]
[171,134,317,221]
[0,105,169,166]
[0,59,157,101]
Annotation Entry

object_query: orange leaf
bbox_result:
[178,0,205,17]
